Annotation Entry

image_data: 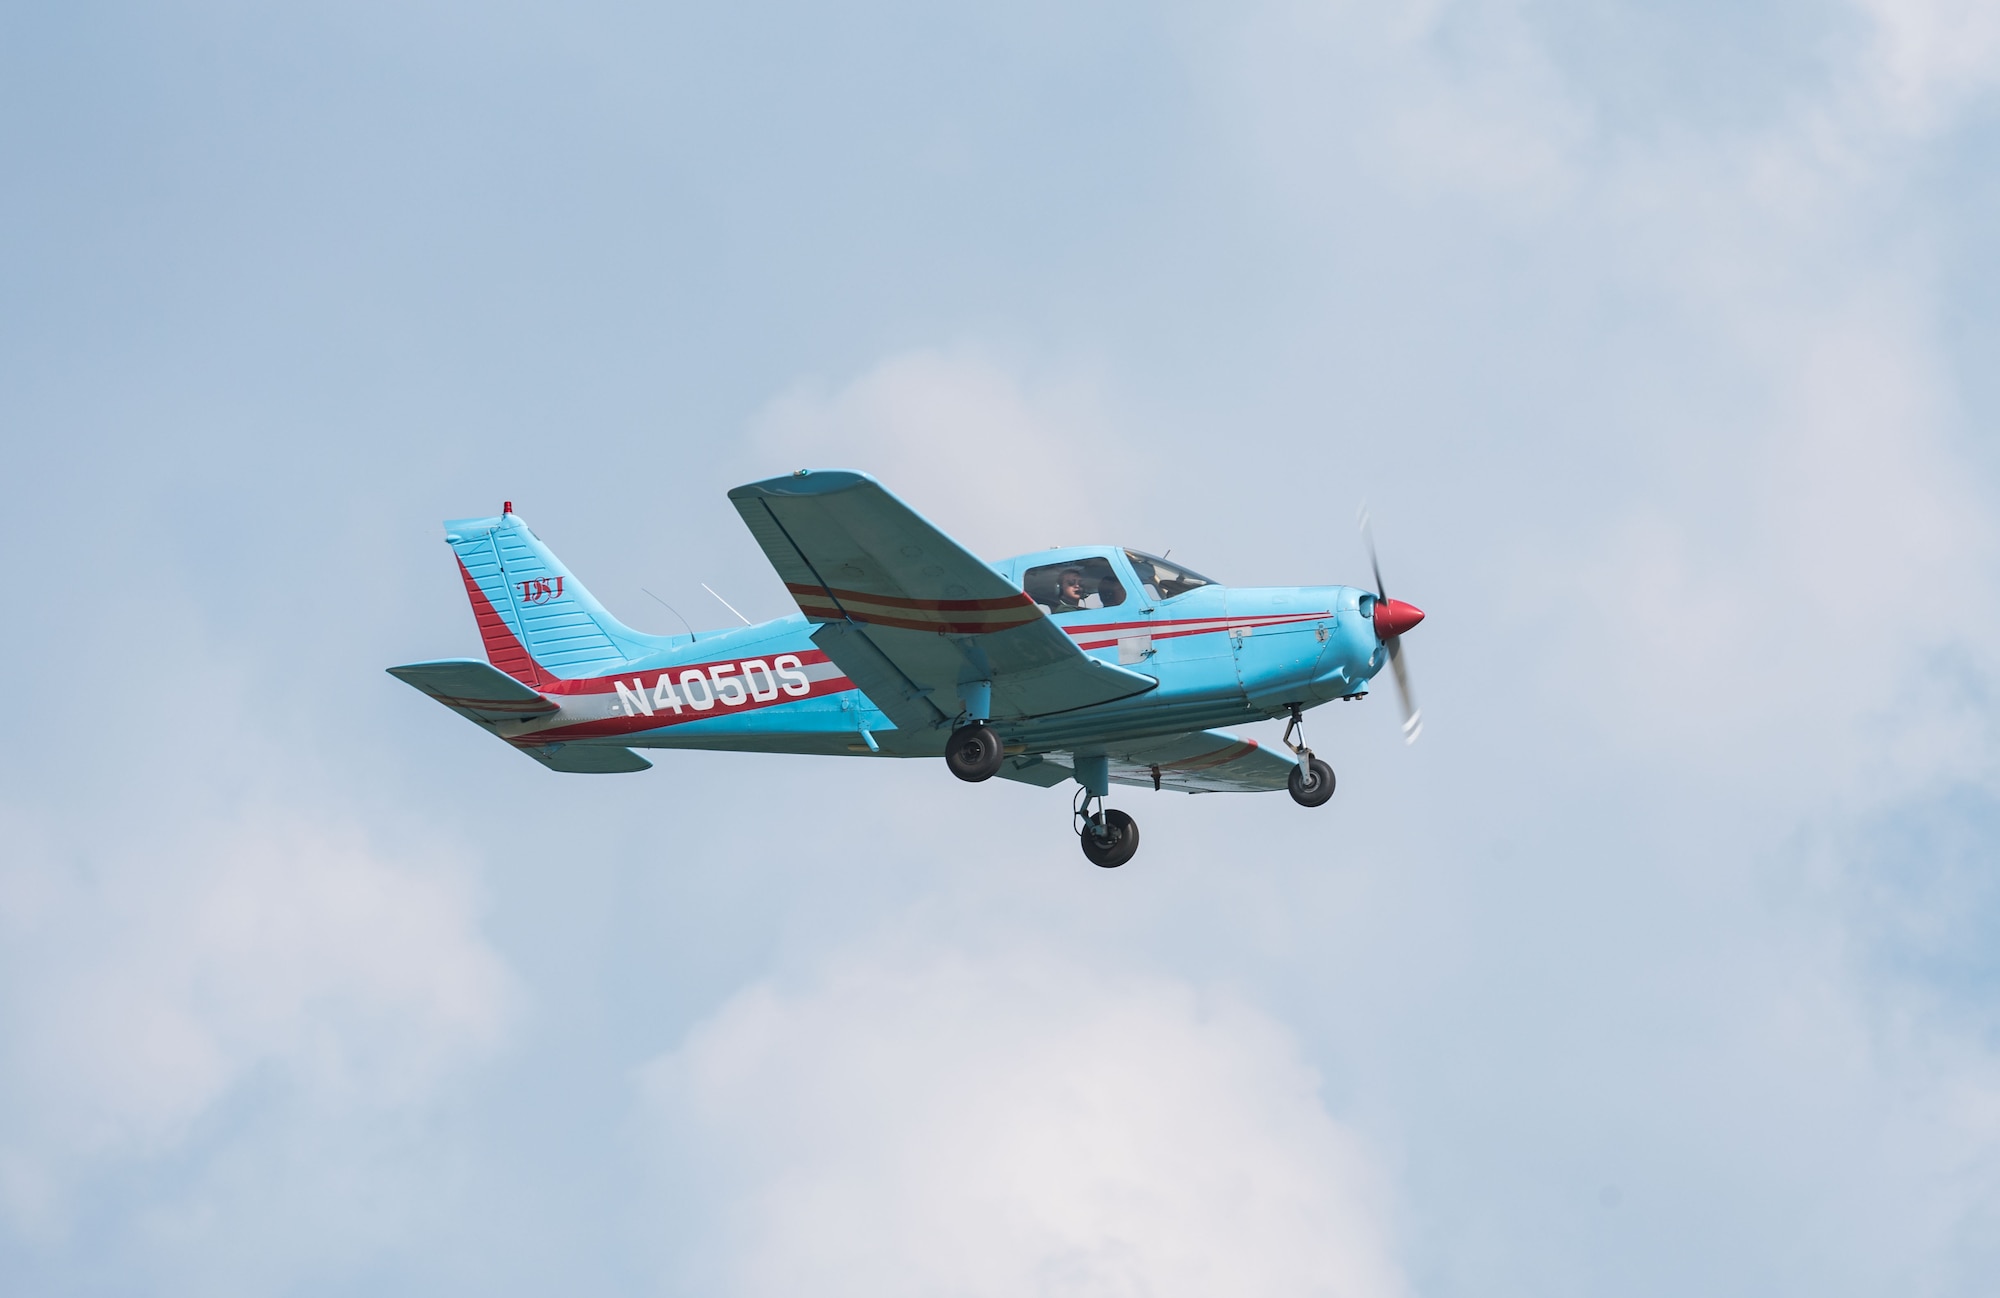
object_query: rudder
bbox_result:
[445,506,653,685]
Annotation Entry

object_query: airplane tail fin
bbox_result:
[443,506,657,685]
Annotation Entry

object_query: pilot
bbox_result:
[1049,567,1089,613]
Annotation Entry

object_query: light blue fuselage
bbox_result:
[519,545,1386,760]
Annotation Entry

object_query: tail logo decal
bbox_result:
[518,576,567,605]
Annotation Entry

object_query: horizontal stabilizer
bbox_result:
[391,661,650,774]
[515,742,654,774]
[387,659,558,724]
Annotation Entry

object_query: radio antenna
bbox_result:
[642,587,698,641]
[701,582,753,626]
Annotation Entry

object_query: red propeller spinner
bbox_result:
[1373,598,1425,639]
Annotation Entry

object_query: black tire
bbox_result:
[1080,809,1140,868]
[944,722,1005,782]
[1288,756,1336,807]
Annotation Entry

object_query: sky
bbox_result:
[3,1,1998,1293]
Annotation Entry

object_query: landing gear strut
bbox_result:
[1282,704,1336,808]
[1074,787,1140,868]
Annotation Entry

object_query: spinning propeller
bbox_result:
[1358,507,1425,744]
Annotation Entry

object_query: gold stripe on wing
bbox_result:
[792,582,1039,614]
[847,609,1043,634]
[835,596,1039,622]
[781,583,1043,633]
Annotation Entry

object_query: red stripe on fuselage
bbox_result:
[516,670,857,741]
[1067,610,1330,650]
[535,648,836,696]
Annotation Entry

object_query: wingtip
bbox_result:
[728,469,878,500]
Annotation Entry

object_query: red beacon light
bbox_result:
[503,501,513,514]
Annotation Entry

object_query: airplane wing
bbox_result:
[996,729,1298,794]
[729,471,1157,727]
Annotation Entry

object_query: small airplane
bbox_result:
[389,470,1424,867]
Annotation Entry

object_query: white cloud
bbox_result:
[640,949,1407,1298]
[1186,0,1590,213]
[1536,132,1999,805]
[749,345,1138,559]
[1162,17,2000,1277]
[1848,0,2000,133]
[1192,1,1999,802]
[0,803,511,1237]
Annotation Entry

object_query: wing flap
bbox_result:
[809,621,947,732]
[1105,729,1296,794]
[997,730,1298,794]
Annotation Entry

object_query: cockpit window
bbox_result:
[1023,557,1129,614]
[1123,550,1215,601]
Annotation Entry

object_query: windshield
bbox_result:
[1124,550,1215,601]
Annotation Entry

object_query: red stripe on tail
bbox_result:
[455,557,549,687]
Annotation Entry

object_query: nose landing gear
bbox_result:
[1075,787,1140,868]
[1282,704,1336,808]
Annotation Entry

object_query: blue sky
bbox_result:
[3,1,1998,1294]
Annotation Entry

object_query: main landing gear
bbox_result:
[1282,704,1336,808]
[944,721,1005,782]
[1075,787,1140,869]
[941,722,1140,867]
